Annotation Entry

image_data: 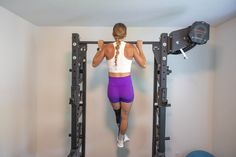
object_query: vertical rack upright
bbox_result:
[68,33,87,157]
[152,33,171,157]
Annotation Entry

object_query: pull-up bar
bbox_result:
[78,41,156,45]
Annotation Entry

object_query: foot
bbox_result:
[124,134,130,143]
[117,136,124,148]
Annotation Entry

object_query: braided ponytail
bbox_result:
[112,23,127,66]
[114,39,121,66]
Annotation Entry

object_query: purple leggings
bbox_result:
[107,76,134,103]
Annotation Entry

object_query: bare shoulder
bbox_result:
[124,43,136,59]
[125,43,136,51]
[125,42,135,48]
[103,43,114,52]
[104,43,113,49]
[103,43,114,59]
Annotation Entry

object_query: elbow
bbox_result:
[92,60,97,67]
[140,62,146,68]
[137,60,146,68]
[141,64,146,68]
[142,60,147,68]
[92,63,97,68]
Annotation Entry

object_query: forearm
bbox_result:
[139,49,146,62]
[137,47,147,68]
[92,50,104,67]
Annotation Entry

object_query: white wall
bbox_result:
[34,26,215,157]
[213,17,236,157]
[167,28,215,156]
[0,6,219,157]
[0,7,37,157]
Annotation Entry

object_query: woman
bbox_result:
[92,23,146,148]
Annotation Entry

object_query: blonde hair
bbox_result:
[112,23,127,66]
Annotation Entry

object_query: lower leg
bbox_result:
[118,108,129,144]
[119,117,130,143]
[119,102,132,135]
[111,103,121,129]
[119,113,128,135]
[113,108,121,127]
[117,102,132,147]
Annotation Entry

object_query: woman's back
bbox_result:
[104,42,134,60]
[103,41,139,77]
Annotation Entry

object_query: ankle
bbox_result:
[118,133,124,140]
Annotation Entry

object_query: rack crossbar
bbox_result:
[79,41,156,45]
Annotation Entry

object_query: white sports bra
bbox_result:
[107,41,132,73]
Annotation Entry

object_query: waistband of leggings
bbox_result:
[108,75,131,80]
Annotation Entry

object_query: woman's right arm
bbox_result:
[133,40,147,68]
[92,40,105,67]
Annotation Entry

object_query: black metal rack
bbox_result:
[152,33,171,157]
[68,21,210,157]
[68,33,87,157]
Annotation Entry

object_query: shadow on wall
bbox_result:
[131,63,149,93]
[168,44,216,75]
[116,147,130,157]
[88,63,108,90]
[105,99,117,136]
